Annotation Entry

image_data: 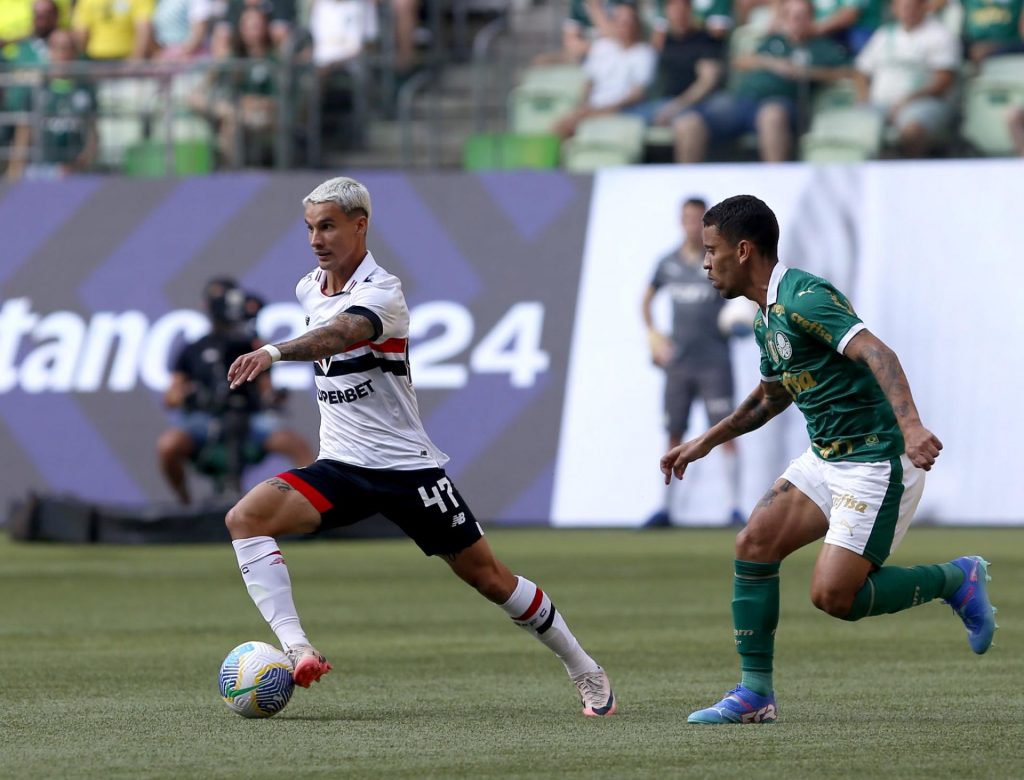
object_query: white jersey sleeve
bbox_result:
[343,273,408,342]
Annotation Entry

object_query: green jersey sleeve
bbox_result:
[787,278,866,354]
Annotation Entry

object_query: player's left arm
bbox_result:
[843,329,943,470]
[227,312,376,389]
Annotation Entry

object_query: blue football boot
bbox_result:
[945,556,998,654]
[687,685,777,724]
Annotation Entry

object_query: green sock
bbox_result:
[844,563,963,622]
[732,559,780,696]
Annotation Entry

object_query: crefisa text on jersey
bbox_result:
[317,379,375,405]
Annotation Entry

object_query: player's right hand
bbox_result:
[904,423,943,471]
[659,440,708,484]
[227,349,273,389]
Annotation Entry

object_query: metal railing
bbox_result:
[0,57,327,176]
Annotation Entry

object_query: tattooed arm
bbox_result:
[228,312,376,389]
[843,329,942,470]
[660,381,792,483]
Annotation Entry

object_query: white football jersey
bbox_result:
[295,251,448,470]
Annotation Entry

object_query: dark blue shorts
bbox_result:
[177,410,281,451]
[279,460,484,557]
[685,93,797,140]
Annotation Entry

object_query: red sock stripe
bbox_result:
[512,587,545,622]
[277,472,333,513]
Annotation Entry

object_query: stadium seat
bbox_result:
[961,77,1024,156]
[978,53,1024,81]
[562,143,637,171]
[463,132,561,170]
[562,114,646,171]
[800,106,884,162]
[508,65,588,134]
[813,78,859,113]
[97,116,145,168]
[122,139,215,176]
[643,125,674,148]
[517,64,588,92]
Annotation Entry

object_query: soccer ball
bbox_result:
[218,641,295,718]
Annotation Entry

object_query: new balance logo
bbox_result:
[451,512,466,527]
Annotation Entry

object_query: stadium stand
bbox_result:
[2,0,1024,172]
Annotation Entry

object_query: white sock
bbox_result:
[232,536,309,650]
[500,575,599,678]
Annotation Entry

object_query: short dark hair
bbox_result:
[682,197,707,211]
[703,195,779,258]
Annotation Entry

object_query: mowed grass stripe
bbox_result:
[1,528,1020,779]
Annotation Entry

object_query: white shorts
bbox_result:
[781,447,926,566]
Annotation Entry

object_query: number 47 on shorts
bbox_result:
[418,477,460,513]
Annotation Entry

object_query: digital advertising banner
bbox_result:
[1,161,1021,527]
[0,172,592,524]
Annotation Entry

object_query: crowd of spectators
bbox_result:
[538,0,1024,161]
[1,0,1023,175]
[0,0,429,176]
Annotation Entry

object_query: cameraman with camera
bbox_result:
[157,278,314,505]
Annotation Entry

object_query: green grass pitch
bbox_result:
[2,527,1021,779]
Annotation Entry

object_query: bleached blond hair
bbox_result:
[302,177,371,221]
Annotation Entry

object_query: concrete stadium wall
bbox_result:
[1,162,1021,526]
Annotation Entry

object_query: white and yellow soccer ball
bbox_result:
[218,641,295,718]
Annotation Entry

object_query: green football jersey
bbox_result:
[753,264,904,463]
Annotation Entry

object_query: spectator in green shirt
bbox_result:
[189,6,277,166]
[674,0,849,161]
[811,0,885,53]
[6,28,97,179]
[959,0,1024,62]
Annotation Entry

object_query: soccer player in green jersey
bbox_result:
[661,195,998,724]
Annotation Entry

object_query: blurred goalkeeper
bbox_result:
[222,177,616,716]
[661,195,997,724]
[642,195,744,527]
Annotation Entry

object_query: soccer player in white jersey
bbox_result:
[225,176,616,717]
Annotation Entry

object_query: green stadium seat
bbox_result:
[957,56,1024,155]
[463,133,561,170]
[517,64,588,93]
[978,53,1024,81]
[562,114,646,171]
[800,106,884,162]
[122,139,214,177]
[961,77,1024,156]
[562,144,636,172]
[643,125,674,148]
[813,79,859,113]
[508,65,588,135]
[97,116,145,168]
